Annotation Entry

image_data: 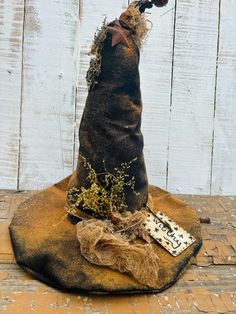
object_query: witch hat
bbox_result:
[9,0,202,294]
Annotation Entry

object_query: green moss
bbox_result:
[67,157,139,219]
[86,19,108,90]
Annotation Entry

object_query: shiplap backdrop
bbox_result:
[0,0,236,195]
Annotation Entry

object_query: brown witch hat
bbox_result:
[9,0,202,294]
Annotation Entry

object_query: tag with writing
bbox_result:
[143,211,196,256]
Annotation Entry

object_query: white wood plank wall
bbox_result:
[0,0,24,189]
[0,0,235,195]
[19,0,80,189]
[211,0,236,195]
[167,0,220,194]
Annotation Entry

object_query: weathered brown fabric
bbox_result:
[68,9,148,213]
[9,175,202,294]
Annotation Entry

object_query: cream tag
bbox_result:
[143,211,196,256]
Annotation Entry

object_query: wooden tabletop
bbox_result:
[0,190,236,313]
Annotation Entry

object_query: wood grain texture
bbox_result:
[1,191,236,313]
[0,265,235,313]
[74,0,129,166]
[167,0,220,194]
[211,0,236,195]
[0,0,236,195]
[140,0,175,189]
[0,0,24,189]
[18,0,80,189]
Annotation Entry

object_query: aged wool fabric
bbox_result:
[10,177,202,293]
[67,13,148,213]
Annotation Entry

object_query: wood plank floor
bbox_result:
[0,191,235,313]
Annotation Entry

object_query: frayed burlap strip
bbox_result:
[76,216,160,288]
[119,3,149,48]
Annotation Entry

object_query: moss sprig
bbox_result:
[67,157,139,220]
[86,19,108,90]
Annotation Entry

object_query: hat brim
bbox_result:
[9,174,202,294]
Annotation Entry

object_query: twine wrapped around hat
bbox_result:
[119,2,149,48]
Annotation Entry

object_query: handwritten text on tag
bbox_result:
[143,212,196,256]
